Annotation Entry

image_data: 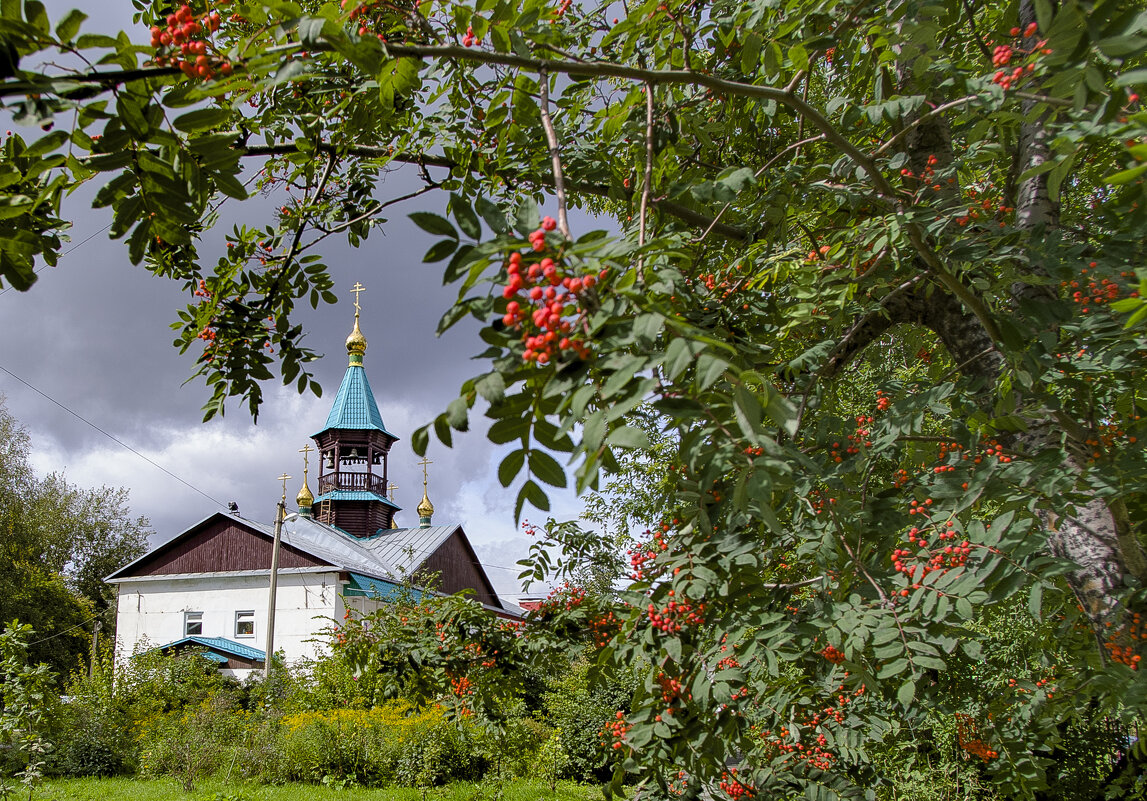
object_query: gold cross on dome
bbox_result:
[418,456,433,487]
[299,444,314,477]
[277,473,292,502]
[351,282,366,313]
[388,482,398,501]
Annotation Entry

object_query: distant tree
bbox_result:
[0,399,150,675]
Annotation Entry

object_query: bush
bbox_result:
[137,695,243,791]
[273,701,483,787]
[543,658,639,782]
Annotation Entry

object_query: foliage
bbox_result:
[0,623,56,800]
[6,0,1147,797]
[0,400,150,675]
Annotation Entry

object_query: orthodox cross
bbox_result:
[388,482,398,502]
[299,444,313,480]
[351,281,366,312]
[277,473,292,503]
[418,457,433,488]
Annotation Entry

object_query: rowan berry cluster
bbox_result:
[990,24,1051,90]
[1061,262,1137,314]
[449,674,474,697]
[647,590,705,634]
[603,711,630,750]
[955,713,998,761]
[149,4,230,80]
[718,769,754,800]
[628,527,670,581]
[955,189,1015,227]
[820,644,845,664]
[531,582,587,617]
[589,611,621,646]
[656,672,688,703]
[891,521,971,591]
[756,686,863,773]
[500,217,600,365]
[875,390,890,411]
[461,25,478,46]
[341,0,388,38]
[1103,613,1145,669]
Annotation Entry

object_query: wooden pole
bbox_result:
[265,474,291,679]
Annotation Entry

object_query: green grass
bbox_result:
[38,777,603,801]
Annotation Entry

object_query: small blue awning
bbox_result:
[153,636,266,663]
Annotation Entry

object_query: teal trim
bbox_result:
[313,490,400,508]
[313,365,396,436]
[344,573,427,602]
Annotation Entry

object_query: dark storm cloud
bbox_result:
[0,1,599,599]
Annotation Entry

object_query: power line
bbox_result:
[28,614,99,645]
[0,362,226,507]
[0,221,113,299]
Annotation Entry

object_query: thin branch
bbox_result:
[960,0,994,64]
[694,134,825,245]
[761,576,824,591]
[873,96,979,157]
[537,67,571,238]
[242,141,753,242]
[638,82,655,273]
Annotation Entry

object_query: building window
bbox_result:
[184,611,203,637]
[235,610,255,638]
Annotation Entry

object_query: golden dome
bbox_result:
[346,312,367,361]
[417,487,434,519]
[296,479,314,509]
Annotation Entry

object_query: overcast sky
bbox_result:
[0,0,597,600]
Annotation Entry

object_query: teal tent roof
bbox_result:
[153,636,266,663]
[344,573,428,602]
[314,365,396,437]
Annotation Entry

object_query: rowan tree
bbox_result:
[2,0,1147,795]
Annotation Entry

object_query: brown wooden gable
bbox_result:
[417,528,500,608]
[117,515,332,578]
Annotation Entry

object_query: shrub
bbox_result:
[543,657,639,782]
[137,695,242,791]
[274,702,483,787]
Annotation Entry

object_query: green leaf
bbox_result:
[1104,163,1147,185]
[451,195,482,239]
[423,238,458,263]
[54,8,85,41]
[498,449,525,487]
[445,397,469,430]
[172,108,231,133]
[409,212,458,239]
[897,679,916,707]
[695,353,728,391]
[529,449,567,488]
[606,426,650,449]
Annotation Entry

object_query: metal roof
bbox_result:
[153,636,266,663]
[105,511,510,613]
[314,364,396,436]
[355,525,458,575]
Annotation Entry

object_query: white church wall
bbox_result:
[114,569,344,678]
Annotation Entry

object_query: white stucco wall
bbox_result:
[112,568,350,678]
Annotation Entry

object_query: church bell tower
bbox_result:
[312,284,400,536]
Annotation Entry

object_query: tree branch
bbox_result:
[537,67,571,239]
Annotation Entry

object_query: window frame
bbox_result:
[235,610,255,638]
[184,610,203,637]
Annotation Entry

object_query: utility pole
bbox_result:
[265,473,290,679]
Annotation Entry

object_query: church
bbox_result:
[107,291,519,677]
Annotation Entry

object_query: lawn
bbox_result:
[39,778,604,801]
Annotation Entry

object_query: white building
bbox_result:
[106,297,517,678]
